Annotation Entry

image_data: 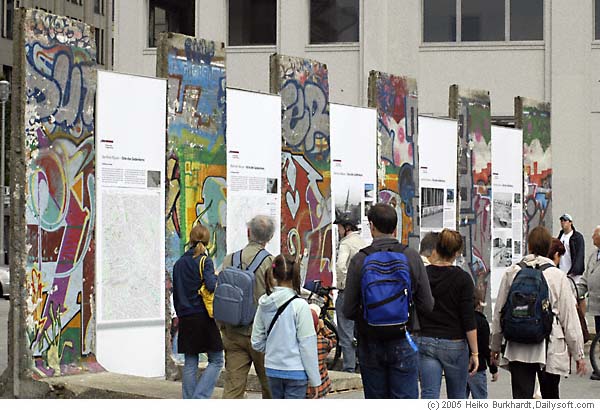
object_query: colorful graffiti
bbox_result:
[368,72,419,249]
[450,86,492,304]
[20,9,100,377]
[158,34,226,368]
[270,55,332,289]
[515,97,551,251]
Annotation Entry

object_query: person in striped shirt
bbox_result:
[307,305,334,398]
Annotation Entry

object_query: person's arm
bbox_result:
[405,248,434,313]
[336,243,351,281]
[572,233,586,275]
[202,257,217,292]
[251,305,267,352]
[459,271,477,335]
[556,273,585,366]
[577,254,592,299]
[342,252,364,321]
[480,319,497,374]
[254,255,273,303]
[466,328,479,376]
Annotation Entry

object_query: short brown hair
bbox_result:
[547,238,566,259]
[367,203,397,234]
[435,229,463,260]
[528,226,552,256]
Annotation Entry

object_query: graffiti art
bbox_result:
[19,9,101,377]
[158,34,227,373]
[515,97,552,250]
[450,86,492,308]
[270,55,332,290]
[368,71,420,249]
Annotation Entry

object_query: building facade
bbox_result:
[0,0,113,78]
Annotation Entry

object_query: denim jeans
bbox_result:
[419,337,469,399]
[466,370,488,399]
[357,337,419,399]
[267,377,308,399]
[335,291,357,372]
[182,351,224,399]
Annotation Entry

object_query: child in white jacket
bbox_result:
[251,254,320,399]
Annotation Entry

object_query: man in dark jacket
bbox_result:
[343,203,434,399]
[558,213,585,279]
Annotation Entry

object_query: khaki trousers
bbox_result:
[221,327,272,399]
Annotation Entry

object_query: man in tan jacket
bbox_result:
[220,215,275,398]
[577,226,600,380]
[491,226,586,399]
[334,213,366,373]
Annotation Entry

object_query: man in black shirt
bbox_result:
[343,203,434,399]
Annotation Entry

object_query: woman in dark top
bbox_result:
[173,223,223,399]
[418,229,479,399]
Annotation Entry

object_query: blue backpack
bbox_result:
[501,262,554,344]
[360,243,412,327]
[213,249,270,326]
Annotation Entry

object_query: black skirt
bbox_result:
[178,312,223,354]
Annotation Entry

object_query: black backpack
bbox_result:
[500,262,554,344]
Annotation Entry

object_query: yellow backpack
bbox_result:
[197,255,215,318]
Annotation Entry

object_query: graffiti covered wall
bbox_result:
[515,97,551,251]
[16,9,100,377]
[270,54,332,289]
[368,71,420,249]
[449,86,492,307]
[157,33,226,372]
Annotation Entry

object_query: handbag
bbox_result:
[197,255,215,318]
[568,276,590,342]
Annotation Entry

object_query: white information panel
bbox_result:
[330,103,377,285]
[95,70,166,377]
[226,89,281,256]
[491,125,524,312]
[418,116,458,236]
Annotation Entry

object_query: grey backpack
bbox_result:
[213,249,270,326]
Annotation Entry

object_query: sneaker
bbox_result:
[590,373,600,381]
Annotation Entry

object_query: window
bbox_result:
[2,0,14,39]
[228,0,276,46]
[95,0,105,15]
[461,0,504,41]
[148,0,194,48]
[95,27,105,65]
[596,0,600,40]
[423,0,544,42]
[423,0,456,42]
[510,0,543,40]
[310,0,359,44]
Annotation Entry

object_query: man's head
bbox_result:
[593,226,600,248]
[334,213,359,239]
[367,203,397,237]
[247,215,275,245]
[560,213,574,233]
[419,232,439,258]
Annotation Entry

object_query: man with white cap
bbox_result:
[557,213,585,282]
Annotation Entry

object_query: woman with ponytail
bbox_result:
[418,228,479,399]
[251,254,321,399]
[172,223,223,399]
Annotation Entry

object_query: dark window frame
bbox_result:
[309,0,360,45]
[148,0,195,48]
[423,0,544,44]
[228,0,277,46]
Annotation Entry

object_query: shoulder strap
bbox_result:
[267,295,299,336]
[198,255,207,281]
[539,263,553,271]
[360,243,407,256]
[232,250,243,269]
[359,245,376,256]
[247,249,271,273]
[392,243,408,253]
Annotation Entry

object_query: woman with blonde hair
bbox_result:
[173,223,223,399]
[418,228,479,399]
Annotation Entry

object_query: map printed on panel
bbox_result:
[100,192,163,322]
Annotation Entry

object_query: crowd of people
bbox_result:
[171,206,597,399]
